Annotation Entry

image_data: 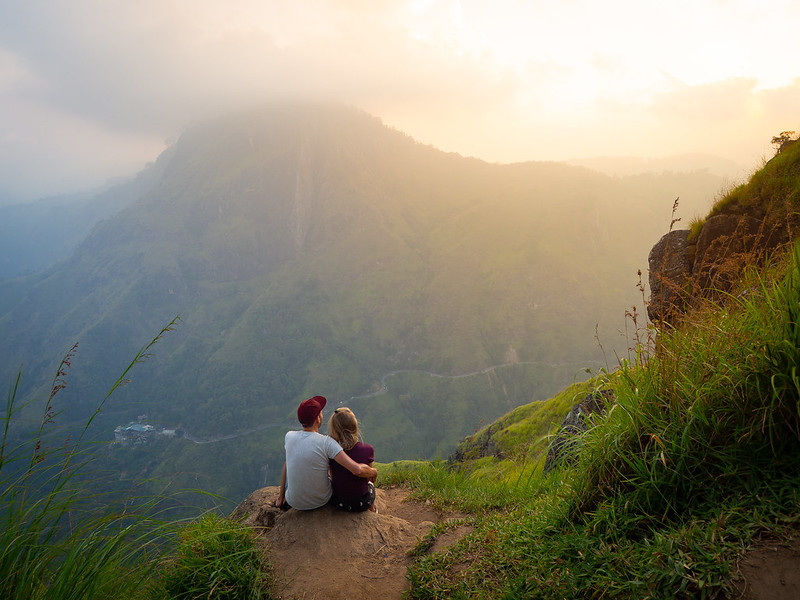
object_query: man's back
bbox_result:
[284,430,342,510]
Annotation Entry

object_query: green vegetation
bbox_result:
[387,243,800,599]
[12,249,799,598]
[151,513,272,600]
[696,132,800,236]
[4,112,799,599]
[0,324,173,599]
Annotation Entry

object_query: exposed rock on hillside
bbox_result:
[543,389,614,473]
[647,215,789,324]
[646,229,692,323]
[648,142,800,324]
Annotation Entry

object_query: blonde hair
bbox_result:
[328,407,360,451]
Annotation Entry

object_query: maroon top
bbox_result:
[329,441,374,499]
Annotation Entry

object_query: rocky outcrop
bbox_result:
[648,213,791,325]
[231,486,283,530]
[231,485,469,600]
[646,139,800,325]
[646,229,692,323]
[449,421,504,462]
[692,214,766,292]
[543,389,614,473]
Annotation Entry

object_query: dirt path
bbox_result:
[232,486,469,600]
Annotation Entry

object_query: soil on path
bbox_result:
[732,528,800,600]
[232,485,469,600]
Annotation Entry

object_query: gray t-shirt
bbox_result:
[284,430,343,510]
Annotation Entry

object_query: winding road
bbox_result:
[344,360,601,403]
[180,359,602,444]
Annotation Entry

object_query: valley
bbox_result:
[0,103,726,505]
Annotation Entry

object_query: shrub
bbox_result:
[578,243,800,517]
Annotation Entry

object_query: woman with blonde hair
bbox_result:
[328,407,377,512]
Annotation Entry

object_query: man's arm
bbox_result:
[333,450,377,480]
[276,461,287,507]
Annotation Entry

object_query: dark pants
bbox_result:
[330,481,375,512]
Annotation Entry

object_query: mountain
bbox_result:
[0,103,726,504]
[0,167,164,281]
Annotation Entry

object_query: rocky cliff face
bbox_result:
[648,214,791,325]
[647,140,800,324]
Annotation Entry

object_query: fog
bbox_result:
[1,0,798,202]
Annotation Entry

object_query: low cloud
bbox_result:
[0,0,798,201]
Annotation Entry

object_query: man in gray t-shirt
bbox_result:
[276,396,377,511]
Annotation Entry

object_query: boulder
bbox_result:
[543,389,614,473]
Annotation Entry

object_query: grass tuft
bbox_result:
[151,512,273,600]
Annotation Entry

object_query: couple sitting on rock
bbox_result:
[276,396,378,513]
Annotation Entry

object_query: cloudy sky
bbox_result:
[1,0,798,201]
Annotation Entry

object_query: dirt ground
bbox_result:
[732,529,800,600]
[233,486,800,600]
[232,485,470,600]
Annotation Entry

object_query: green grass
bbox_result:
[708,138,800,223]
[394,243,800,599]
[150,513,273,600]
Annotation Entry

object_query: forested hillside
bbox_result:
[0,103,725,504]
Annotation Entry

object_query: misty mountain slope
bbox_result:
[0,103,726,502]
[0,157,170,282]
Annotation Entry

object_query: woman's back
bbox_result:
[330,441,374,499]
